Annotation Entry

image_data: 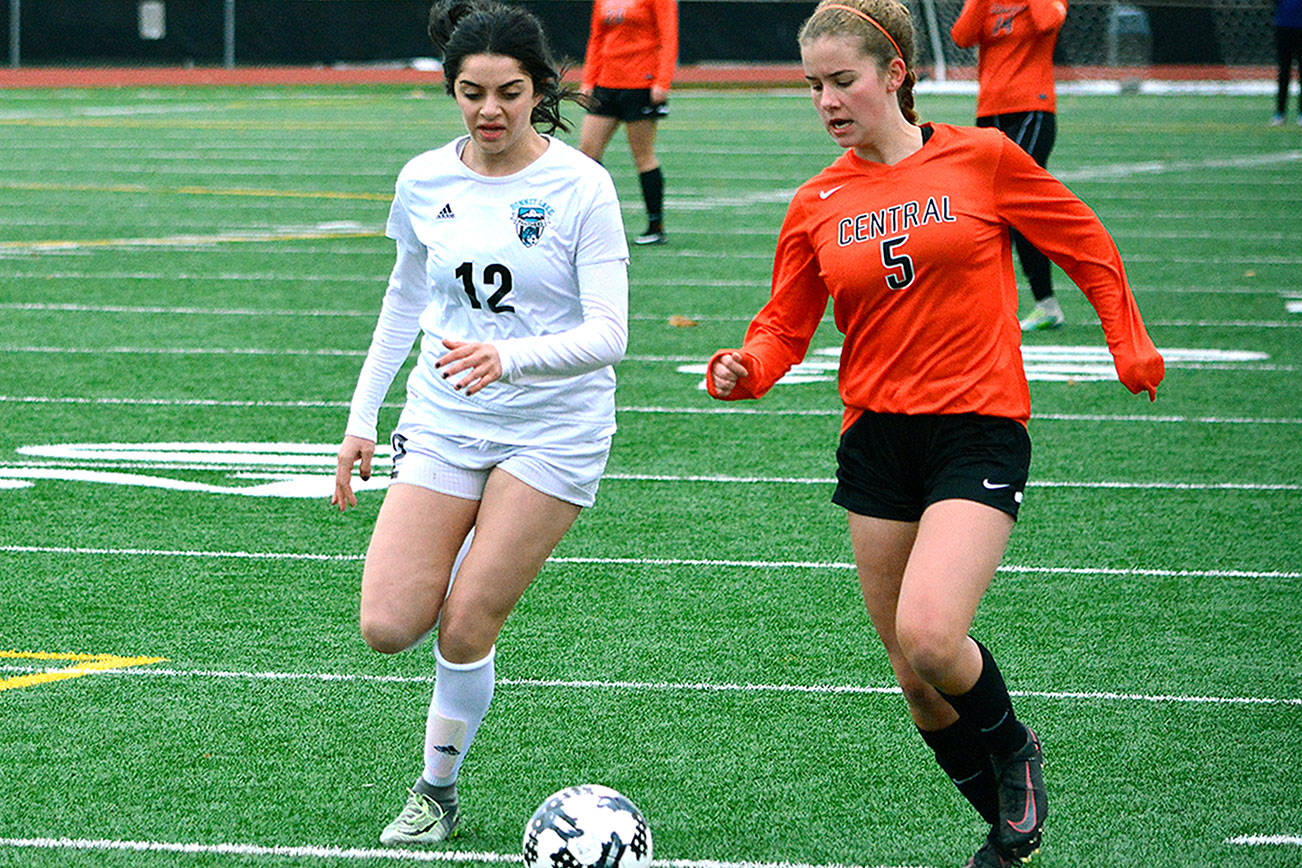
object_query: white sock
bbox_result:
[422,644,496,787]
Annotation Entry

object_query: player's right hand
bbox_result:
[708,351,749,398]
[332,435,376,512]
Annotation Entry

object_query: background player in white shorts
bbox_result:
[331,0,630,846]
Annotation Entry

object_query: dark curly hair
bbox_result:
[428,0,585,134]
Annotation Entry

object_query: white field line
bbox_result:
[8,463,1295,493]
[5,303,1301,327]
[20,218,1284,241]
[0,275,1291,297]
[0,838,505,865]
[0,225,380,253]
[0,270,382,282]
[620,406,1302,425]
[1090,318,1302,329]
[0,301,377,317]
[0,662,1297,708]
[0,345,368,357]
[0,104,220,120]
[0,347,1297,366]
[2,396,1301,426]
[0,395,363,408]
[1055,150,1302,182]
[1226,835,1302,846]
[0,837,928,868]
[3,545,1299,581]
[18,244,1299,268]
[605,474,1302,492]
[5,242,1302,265]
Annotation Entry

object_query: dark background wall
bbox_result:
[6,0,1276,67]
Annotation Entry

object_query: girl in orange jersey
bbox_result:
[578,0,678,245]
[705,0,1163,865]
[951,0,1068,332]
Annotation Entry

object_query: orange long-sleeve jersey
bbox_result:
[581,0,678,91]
[951,0,1067,115]
[708,124,1164,431]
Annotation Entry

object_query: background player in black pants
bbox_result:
[977,112,1059,329]
[952,0,1069,330]
[1273,0,1302,125]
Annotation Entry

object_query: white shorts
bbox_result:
[389,429,611,508]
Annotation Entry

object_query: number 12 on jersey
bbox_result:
[455,261,516,313]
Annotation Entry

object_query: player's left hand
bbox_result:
[1117,348,1166,402]
[650,86,669,105]
[437,338,502,395]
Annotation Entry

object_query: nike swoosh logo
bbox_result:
[983,479,1011,489]
[819,184,845,199]
[1008,762,1039,834]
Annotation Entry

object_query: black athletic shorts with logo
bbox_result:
[588,86,669,123]
[832,412,1032,521]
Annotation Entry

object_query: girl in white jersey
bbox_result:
[332,0,629,845]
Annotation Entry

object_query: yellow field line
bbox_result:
[0,180,390,202]
[0,651,166,692]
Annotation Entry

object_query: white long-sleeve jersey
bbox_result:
[345,135,630,447]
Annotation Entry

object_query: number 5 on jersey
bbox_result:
[455,261,515,313]
[880,235,915,291]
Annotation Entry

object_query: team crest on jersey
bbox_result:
[510,198,554,248]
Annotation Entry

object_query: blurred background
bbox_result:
[3,0,1278,80]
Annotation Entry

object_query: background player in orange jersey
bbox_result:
[578,0,678,245]
[951,0,1068,331]
[705,0,1163,864]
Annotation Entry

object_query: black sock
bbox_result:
[638,167,664,231]
[918,718,1000,825]
[937,638,1028,759]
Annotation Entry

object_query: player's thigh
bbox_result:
[361,482,479,638]
[897,498,1013,649]
[624,119,660,171]
[578,113,621,161]
[847,511,918,640]
[437,468,581,661]
[848,511,956,720]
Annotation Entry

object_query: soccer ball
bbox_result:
[522,784,652,868]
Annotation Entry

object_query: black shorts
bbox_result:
[588,86,668,123]
[832,412,1032,521]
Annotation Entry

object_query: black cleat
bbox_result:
[990,725,1046,859]
[964,827,1029,867]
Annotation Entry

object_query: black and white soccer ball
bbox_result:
[522,784,652,868]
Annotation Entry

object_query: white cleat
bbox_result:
[379,789,460,845]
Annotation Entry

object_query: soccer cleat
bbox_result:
[1269,113,1285,127]
[1019,298,1065,332]
[379,789,460,845]
[964,826,1036,867]
[990,725,1047,859]
[633,228,667,246]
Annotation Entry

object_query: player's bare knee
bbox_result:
[360,613,420,655]
[436,612,498,664]
[895,619,963,685]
